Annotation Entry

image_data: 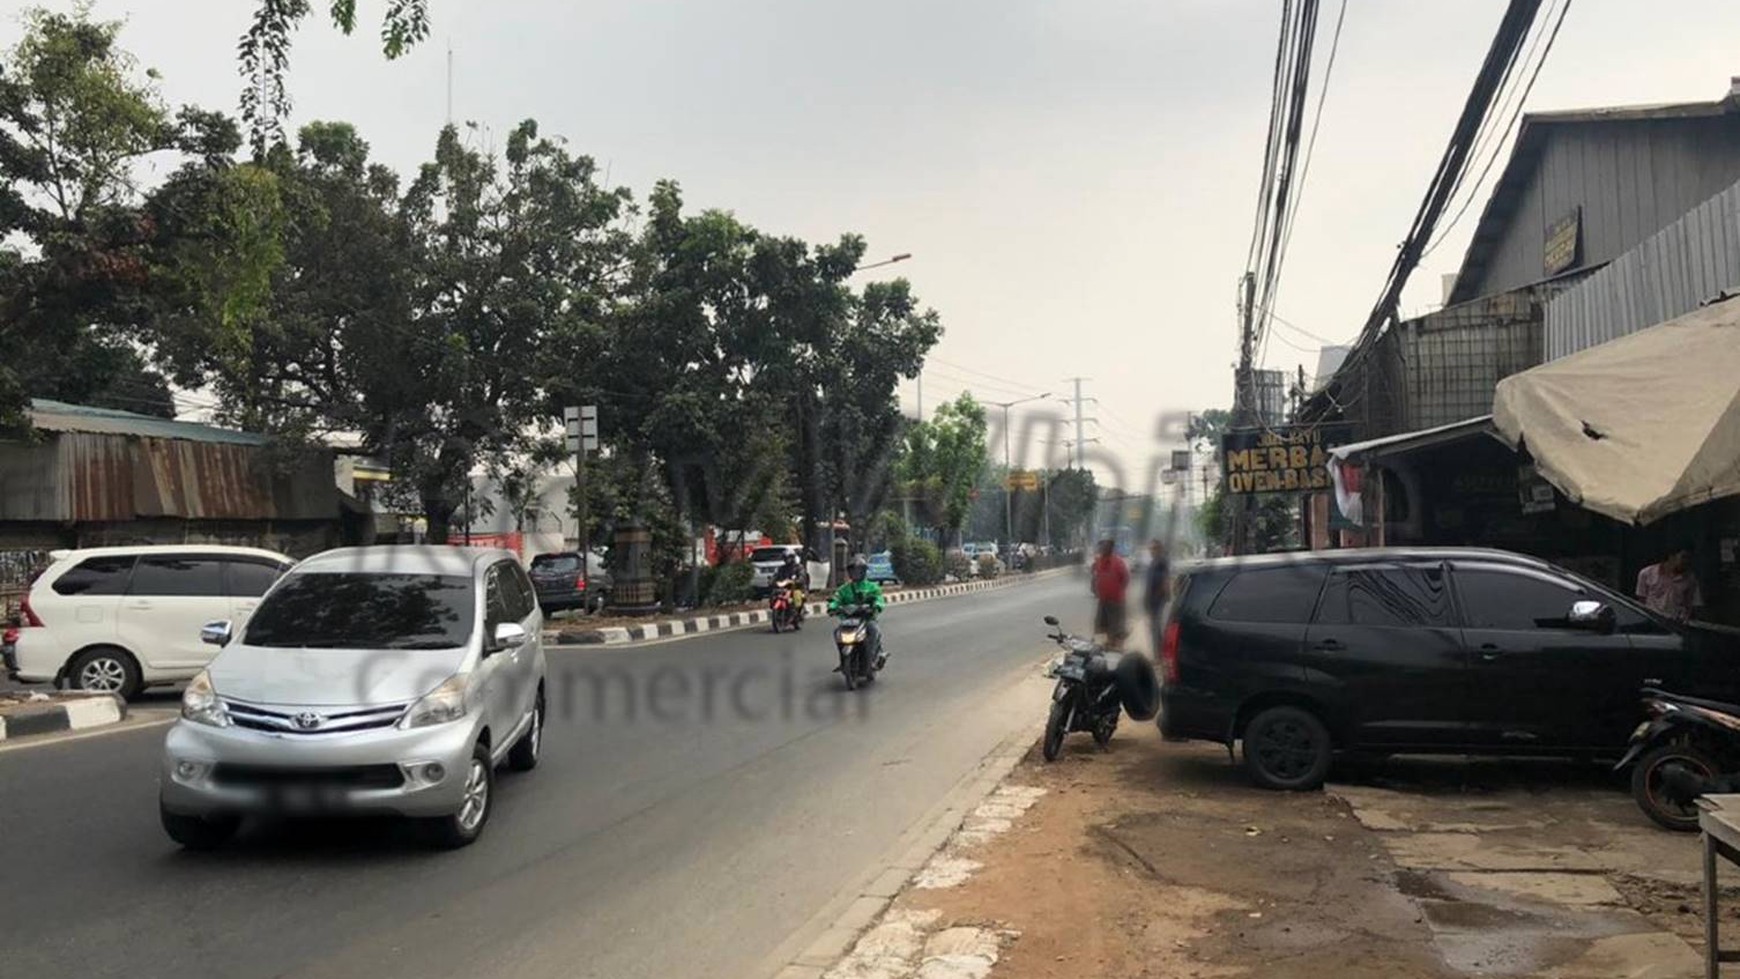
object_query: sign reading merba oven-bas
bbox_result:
[1220,424,1352,495]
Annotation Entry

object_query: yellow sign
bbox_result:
[1004,470,1040,492]
[1221,424,1351,496]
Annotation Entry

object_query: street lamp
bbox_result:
[851,253,913,273]
[987,392,1051,556]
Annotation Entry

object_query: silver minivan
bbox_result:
[159,546,547,849]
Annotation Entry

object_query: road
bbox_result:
[0,573,1088,979]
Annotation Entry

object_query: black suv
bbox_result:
[1157,547,1736,790]
[527,551,611,615]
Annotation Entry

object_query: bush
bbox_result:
[705,562,756,605]
[943,549,973,581]
[890,537,944,586]
[975,553,1001,579]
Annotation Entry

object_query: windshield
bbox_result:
[751,548,794,564]
[242,573,476,649]
[530,554,581,574]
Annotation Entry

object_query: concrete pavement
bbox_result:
[0,574,1086,979]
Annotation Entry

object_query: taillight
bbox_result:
[20,595,43,628]
[575,575,587,591]
[1161,620,1181,685]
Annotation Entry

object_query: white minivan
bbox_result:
[5,545,295,699]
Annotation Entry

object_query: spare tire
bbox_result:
[1113,652,1160,722]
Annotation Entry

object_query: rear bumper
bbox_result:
[1157,686,1234,745]
[7,630,70,684]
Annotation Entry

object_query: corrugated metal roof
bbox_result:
[28,399,268,446]
[1448,92,1740,305]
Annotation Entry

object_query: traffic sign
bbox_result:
[1003,470,1040,492]
[564,405,600,453]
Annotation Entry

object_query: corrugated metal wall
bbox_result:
[1467,116,1740,299]
[1545,177,1740,359]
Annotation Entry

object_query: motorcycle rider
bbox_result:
[775,549,807,617]
[828,554,887,669]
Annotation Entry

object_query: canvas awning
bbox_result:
[1492,296,1740,525]
[1329,415,1498,464]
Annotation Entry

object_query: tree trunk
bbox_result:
[424,496,455,545]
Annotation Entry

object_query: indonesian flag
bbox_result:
[1329,455,1363,526]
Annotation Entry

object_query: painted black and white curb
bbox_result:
[549,568,1075,647]
[0,693,127,743]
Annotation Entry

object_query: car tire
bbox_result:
[161,802,240,851]
[506,693,544,773]
[1632,743,1717,833]
[1242,705,1332,791]
[68,645,142,700]
[423,742,495,849]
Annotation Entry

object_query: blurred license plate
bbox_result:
[839,619,862,629]
[265,783,350,813]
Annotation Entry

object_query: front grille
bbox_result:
[224,699,407,735]
[210,763,405,790]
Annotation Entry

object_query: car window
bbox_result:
[497,561,535,620]
[51,556,136,596]
[128,556,225,597]
[1206,566,1327,624]
[530,554,581,575]
[485,565,511,628]
[243,573,476,649]
[1455,568,1585,631]
[750,547,792,563]
[1315,566,1453,628]
[223,560,287,598]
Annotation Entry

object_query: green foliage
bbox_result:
[889,536,943,587]
[1045,468,1100,550]
[704,561,756,606]
[897,393,988,544]
[1197,485,1298,555]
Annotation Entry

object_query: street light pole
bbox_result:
[988,392,1050,556]
[851,253,913,274]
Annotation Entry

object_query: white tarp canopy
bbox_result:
[1492,296,1740,526]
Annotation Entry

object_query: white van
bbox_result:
[5,545,295,699]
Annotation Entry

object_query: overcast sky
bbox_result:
[8,0,1738,490]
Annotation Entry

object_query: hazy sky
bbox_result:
[9,0,1739,489]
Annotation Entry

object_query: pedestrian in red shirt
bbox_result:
[1091,539,1131,649]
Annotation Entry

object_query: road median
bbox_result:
[0,691,127,743]
[549,567,1074,647]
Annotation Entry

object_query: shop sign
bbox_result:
[1545,207,1581,275]
[1221,424,1352,496]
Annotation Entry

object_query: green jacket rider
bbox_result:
[828,555,888,667]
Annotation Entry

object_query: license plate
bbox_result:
[838,619,862,629]
[265,783,350,814]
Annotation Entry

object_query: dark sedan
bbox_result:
[528,552,610,615]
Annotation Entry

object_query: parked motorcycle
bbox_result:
[832,602,881,690]
[770,579,805,633]
[1040,615,1160,762]
[1616,686,1740,831]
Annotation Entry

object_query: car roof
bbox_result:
[293,545,510,577]
[49,544,293,563]
[1178,546,1556,576]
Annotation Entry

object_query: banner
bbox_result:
[1221,424,1352,496]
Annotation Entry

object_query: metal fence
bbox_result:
[1546,177,1740,359]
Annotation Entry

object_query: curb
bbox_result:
[764,721,1038,979]
[0,693,128,743]
[549,567,1076,648]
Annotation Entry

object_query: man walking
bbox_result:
[1637,547,1702,622]
[1091,539,1131,649]
[1143,539,1171,653]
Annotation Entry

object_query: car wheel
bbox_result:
[1242,706,1332,791]
[69,646,142,700]
[161,801,240,851]
[1632,743,1717,832]
[506,693,544,773]
[423,742,495,849]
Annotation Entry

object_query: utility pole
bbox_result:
[565,405,599,598]
[989,393,1051,554]
[1231,273,1257,555]
[916,372,923,421]
[1061,379,1097,469]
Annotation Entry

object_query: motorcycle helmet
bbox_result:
[848,554,869,582]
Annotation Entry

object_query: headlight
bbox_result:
[400,674,470,730]
[181,670,231,728]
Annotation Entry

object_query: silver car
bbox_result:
[159,546,547,850]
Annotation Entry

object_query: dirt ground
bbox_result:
[852,729,1731,979]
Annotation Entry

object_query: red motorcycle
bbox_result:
[770,579,805,633]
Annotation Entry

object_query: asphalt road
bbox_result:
[0,573,1092,979]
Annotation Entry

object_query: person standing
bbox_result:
[1091,539,1131,649]
[1636,547,1702,622]
[1143,539,1171,653]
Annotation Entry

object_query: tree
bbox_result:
[897,393,988,547]
[240,0,430,154]
[0,7,184,428]
[1045,467,1099,551]
[1187,408,1232,450]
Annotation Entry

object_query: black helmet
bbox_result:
[848,554,869,580]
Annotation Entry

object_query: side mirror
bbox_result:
[1044,615,1060,626]
[490,621,529,653]
[201,620,233,647]
[1568,600,1616,633]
